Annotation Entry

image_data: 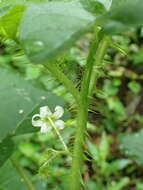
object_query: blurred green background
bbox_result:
[1,26,143,190]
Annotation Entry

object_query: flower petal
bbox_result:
[54,120,65,130]
[40,106,52,118]
[40,123,51,133]
[53,106,64,119]
[32,114,42,127]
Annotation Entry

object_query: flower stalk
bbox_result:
[47,116,69,152]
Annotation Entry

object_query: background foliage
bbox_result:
[1,0,143,190]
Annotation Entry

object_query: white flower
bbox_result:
[32,105,65,133]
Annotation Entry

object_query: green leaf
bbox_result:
[0,137,15,168]
[0,0,49,38]
[0,67,66,140]
[102,0,143,34]
[99,132,109,161]
[110,0,127,9]
[120,130,143,165]
[87,140,99,162]
[0,161,27,190]
[108,177,130,190]
[97,0,112,10]
[0,7,11,17]
[0,5,25,38]
[128,81,141,94]
[105,159,131,176]
[19,1,94,63]
[107,97,126,118]
[80,0,112,15]
[0,0,47,8]
[110,0,143,26]
[0,160,47,190]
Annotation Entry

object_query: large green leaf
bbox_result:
[120,130,143,165]
[0,137,15,168]
[0,67,65,140]
[19,1,94,63]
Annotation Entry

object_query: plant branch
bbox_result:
[89,36,110,96]
[70,30,103,190]
[44,64,80,103]
[10,158,36,190]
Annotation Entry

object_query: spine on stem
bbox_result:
[89,36,110,96]
[70,34,110,190]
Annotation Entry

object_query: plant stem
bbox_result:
[70,34,110,190]
[70,32,100,190]
[47,117,69,152]
[10,158,36,190]
[45,64,80,103]
[89,36,110,96]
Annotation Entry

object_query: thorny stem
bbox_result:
[70,34,110,190]
[47,117,69,152]
[45,64,80,103]
[44,32,110,190]
[10,158,36,190]
[89,36,110,96]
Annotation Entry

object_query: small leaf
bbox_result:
[87,140,99,162]
[105,159,131,176]
[128,81,141,94]
[107,97,126,118]
[0,5,25,38]
[99,132,109,161]
[108,177,130,190]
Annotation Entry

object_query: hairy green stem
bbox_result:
[45,64,80,103]
[70,32,100,190]
[10,158,36,190]
[43,32,110,190]
[70,35,110,190]
[89,36,110,96]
